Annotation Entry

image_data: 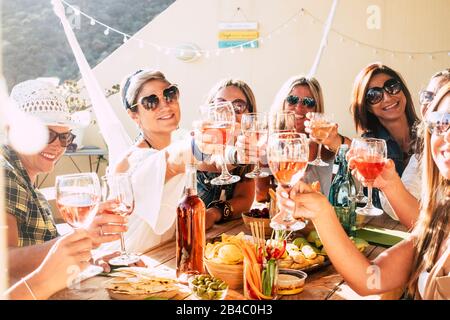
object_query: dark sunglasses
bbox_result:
[215,98,248,114]
[48,129,76,147]
[285,95,316,108]
[419,90,435,105]
[131,85,179,111]
[366,78,402,105]
[426,112,450,136]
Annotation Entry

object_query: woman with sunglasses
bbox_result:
[346,63,419,213]
[370,69,450,227]
[255,75,337,202]
[104,69,191,255]
[276,83,449,299]
[196,78,257,230]
[3,80,128,283]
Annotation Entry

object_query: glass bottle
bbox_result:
[328,144,357,237]
[176,163,206,283]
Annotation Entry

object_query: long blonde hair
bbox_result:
[270,75,324,114]
[407,83,450,297]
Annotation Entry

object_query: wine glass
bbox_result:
[101,173,140,266]
[56,172,101,229]
[55,172,103,278]
[199,101,240,185]
[240,112,269,178]
[350,138,387,216]
[308,112,334,166]
[268,111,296,134]
[355,183,368,204]
[267,132,309,231]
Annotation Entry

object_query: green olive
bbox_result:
[209,283,219,290]
[218,283,227,290]
[207,288,216,300]
[197,275,205,281]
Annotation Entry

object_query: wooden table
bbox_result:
[50,213,408,300]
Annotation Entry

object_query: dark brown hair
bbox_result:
[350,62,418,134]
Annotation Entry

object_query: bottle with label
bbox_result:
[328,144,357,237]
[176,163,206,283]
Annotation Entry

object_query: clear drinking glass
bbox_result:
[308,112,334,166]
[350,138,387,216]
[267,132,309,231]
[55,172,103,277]
[268,111,296,134]
[241,112,269,178]
[101,173,139,266]
[199,101,240,185]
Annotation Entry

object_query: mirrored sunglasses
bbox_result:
[285,95,316,108]
[215,98,248,114]
[419,90,435,105]
[132,85,179,111]
[426,112,450,136]
[365,78,402,105]
[48,129,76,147]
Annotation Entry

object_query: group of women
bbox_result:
[2,62,449,299]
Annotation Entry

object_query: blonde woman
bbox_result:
[256,75,339,201]
[277,83,449,299]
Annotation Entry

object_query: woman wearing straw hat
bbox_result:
[2,79,129,282]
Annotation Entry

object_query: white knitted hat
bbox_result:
[10,79,78,128]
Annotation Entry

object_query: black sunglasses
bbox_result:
[215,98,248,114]
[131,85,179,111]
[426,112,450,136]
[48,129,76,147]
[366,78,402,105]
[285,95,316,108]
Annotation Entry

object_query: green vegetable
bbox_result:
[292,237,309,249]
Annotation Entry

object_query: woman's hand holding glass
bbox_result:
[348,156,399,192]
[198,101,240,185]
[276,180,333,222]
[267,132,309,231]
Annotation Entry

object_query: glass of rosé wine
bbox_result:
[240,112,269,178]
[350,138,387,216]
[267,132,309,231]
[308,112,334,166]
[56,172,101,229]
[56,172,103,278]
[101,173,139,266]
[199,101,240,185]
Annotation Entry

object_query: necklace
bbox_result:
[143,137,153,149]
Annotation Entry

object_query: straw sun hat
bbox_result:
[10,79,79,128]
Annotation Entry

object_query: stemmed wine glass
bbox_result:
[267,132,309,231]
[240,112,269,178]
[55,172,103,276]
[308,112,334,166]
[350,138,387,216]
[101,173,139,266]
[269,111,296,134]
[355,183,368,204]
[199,101,240,185]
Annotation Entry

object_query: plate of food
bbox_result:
[105,267,190,300]
[279,231,370,273]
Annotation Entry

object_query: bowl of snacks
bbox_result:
[188,274,229,300]
[204,233,245,289]
[277,269,307,295]
[242,208,272,238]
